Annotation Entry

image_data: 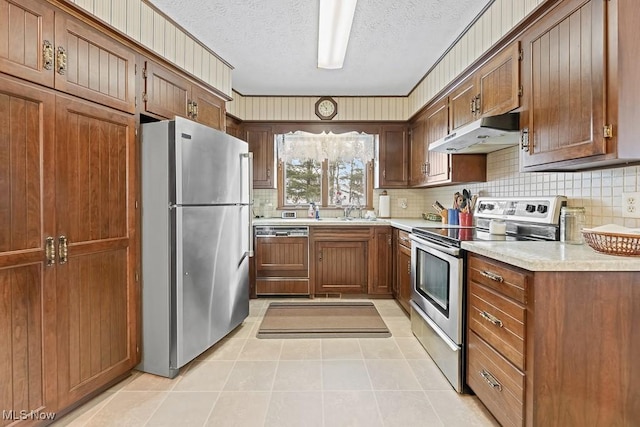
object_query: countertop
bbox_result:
[462,240,639,272]
[252,217,441,232]
[252,217,639,272]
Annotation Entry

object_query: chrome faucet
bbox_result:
[343,203,362,219]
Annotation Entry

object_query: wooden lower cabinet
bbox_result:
[370,227,392,295]
[0,75,57,423]
[0,74,138,420]
[393,229,412,313]
[309,226,394,297]
[314,240,368,294]
[467,253,640,426]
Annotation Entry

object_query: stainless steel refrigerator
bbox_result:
[138,117,252,378]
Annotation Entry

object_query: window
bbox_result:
[278,132,375,208]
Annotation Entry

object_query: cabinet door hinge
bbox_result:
[603,124,613,138]
[518,85,523,97]
[134,96,137,107]
[134,63,137,75]
[142,67,147,79]
[142,92,148,102]
[518,48,524,61]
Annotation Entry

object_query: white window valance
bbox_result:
[277,131,375,163]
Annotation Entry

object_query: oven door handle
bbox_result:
[410,301,460,352]
[409,234,461,257]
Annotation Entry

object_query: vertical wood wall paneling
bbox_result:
[152,10,165,58]
[174,29,185,69]
[139,2,154,50]
[111,0,126,33]
[184,37,194,76]
[163,21,176,64]
[125,0,141,41]
[94,0,111,24]
[192,44,202,82]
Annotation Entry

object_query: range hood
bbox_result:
[428,113,520,154]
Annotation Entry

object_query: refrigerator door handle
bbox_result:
[242,152,254,257]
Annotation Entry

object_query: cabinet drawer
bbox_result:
[468,254,530,304]
[397,230,411,248]
[468,281,525,370]
[256,279,309,295]
[468,331,524,427]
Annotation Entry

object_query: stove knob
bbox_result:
[537,204,548,214]
[525,204,536,213]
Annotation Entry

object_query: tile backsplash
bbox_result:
[421,147,640,229]
[254,146,640,228]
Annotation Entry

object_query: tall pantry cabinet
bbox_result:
[0,0,138,420]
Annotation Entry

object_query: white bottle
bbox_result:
[308,203,315,218]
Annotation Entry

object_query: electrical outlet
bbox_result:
[622,192,640,218]
[398,198,408,209]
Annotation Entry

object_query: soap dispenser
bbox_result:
[308,203,315,218]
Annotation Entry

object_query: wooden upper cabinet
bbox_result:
[54,13,136,114]
[477,41,521,118]
[142,60,225,131]
[449,76,477,132]
[0,2,136,113]
[409,97,486,187]
[520,0,607,169]
[409,119,427,186]
[0,0,55,87]
[191,85,225,131]
[245,124,275,189]
[377,124,409,188]
[143,60,190,119]
[424,100,450,184]
[226,115,244,140]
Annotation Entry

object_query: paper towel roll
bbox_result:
[379,194,391,218]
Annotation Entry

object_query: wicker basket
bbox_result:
[582,230,640,256]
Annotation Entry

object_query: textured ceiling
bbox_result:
[148,0,492,96]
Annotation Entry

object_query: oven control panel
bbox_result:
[475,196,567,224]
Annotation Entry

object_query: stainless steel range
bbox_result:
[409,196,567,393]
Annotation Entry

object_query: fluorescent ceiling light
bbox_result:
[317,0,357,69]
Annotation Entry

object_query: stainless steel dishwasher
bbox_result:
[254,226,310,296]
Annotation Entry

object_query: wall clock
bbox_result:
[315,97,338,120]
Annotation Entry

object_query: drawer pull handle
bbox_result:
[479,310,503,328]
[480,369,502,391]
[480,270,504,283]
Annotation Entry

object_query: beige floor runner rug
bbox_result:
[257,301,391,339]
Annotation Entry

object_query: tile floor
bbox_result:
[52,298,498,427]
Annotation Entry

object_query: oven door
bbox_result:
[410,234,464,345]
